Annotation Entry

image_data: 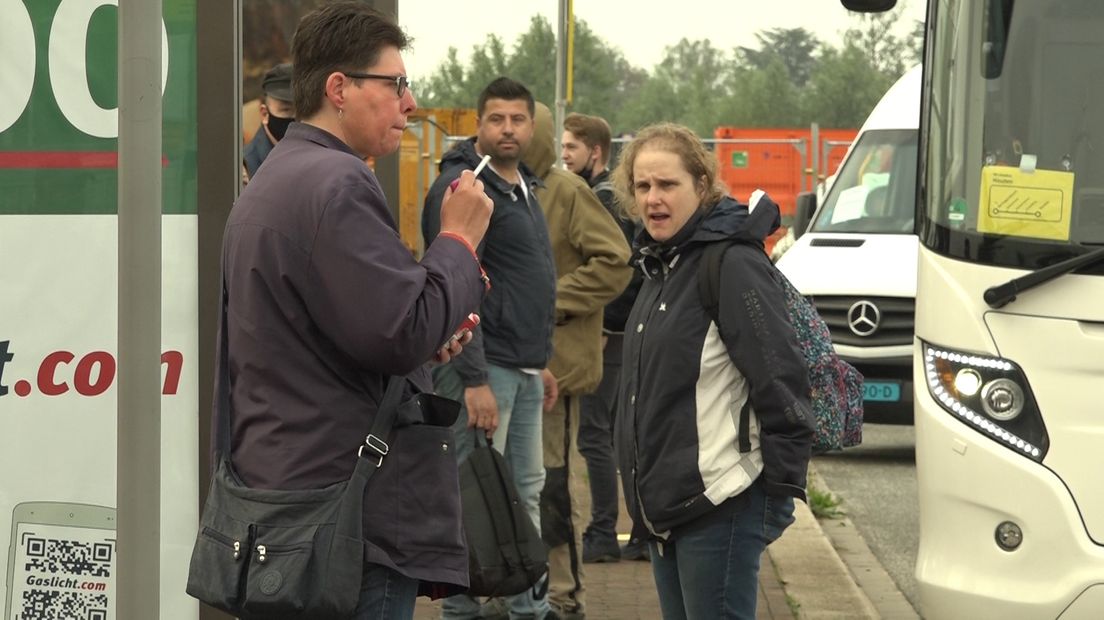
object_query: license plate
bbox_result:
[864,381,901,402]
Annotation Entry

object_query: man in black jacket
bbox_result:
[561,113,649,563]
[422,77,557,620]
[243,62,295,180]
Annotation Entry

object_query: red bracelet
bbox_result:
[437,231,478,260]
[438,232,491,292]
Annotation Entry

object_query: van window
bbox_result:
[812,129,918,234]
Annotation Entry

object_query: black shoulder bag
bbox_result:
[185,276,404,620]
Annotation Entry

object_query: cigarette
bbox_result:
[450,155,492,191]
[473,154,491,176]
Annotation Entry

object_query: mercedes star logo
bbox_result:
[847,300,881,337]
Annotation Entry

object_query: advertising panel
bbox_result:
[0,1,199,617]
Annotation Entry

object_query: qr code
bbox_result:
[23,536,113,577]
[21,590,108,620]
[18,533,113,620]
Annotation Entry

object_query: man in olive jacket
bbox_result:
[525,102,632,618]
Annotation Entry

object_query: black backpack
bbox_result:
[458,433,548,597]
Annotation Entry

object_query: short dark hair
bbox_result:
[291,1,410,120]
[564,113,612,166]
[476,77,535,119]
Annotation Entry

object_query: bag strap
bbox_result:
[214,265,405,474]
[697,240,752,453]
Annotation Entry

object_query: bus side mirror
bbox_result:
[840,0,896,11]
[793,191,817,240]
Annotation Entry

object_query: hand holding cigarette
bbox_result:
[449,155,492,191]
[438,155,494,254]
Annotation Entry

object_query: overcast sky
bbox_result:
[397,0,926,80]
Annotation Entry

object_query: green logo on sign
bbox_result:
[731,151,749,168]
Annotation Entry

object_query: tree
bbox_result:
[505,15,556,106]
[803,44,893,128]
[843,2,924,78]
[623,38,734,136]
[417,16,650,136]
[417,34,511,109]
[724,59,803,128]
[417,12,907,137]
[564,21,649,134]
[907,19,925,66]
[738,28,821,88]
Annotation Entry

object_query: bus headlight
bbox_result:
[923,342,1048,461]
[981,378,1024,421]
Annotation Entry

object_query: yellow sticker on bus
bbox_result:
[978,165,1074,241]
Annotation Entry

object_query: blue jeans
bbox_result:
[577,336,622,540]
[434,363,551,619]
[350,563,419,619]
[649,479,795,620]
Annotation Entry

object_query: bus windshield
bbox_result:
[922,0,1104,272]
[812,129,918,234]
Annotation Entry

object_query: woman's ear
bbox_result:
[324,72,348,110]
[697,175,709,200]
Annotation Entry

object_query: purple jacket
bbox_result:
[218,122,484,590]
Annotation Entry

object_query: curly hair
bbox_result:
[610,123,726,220]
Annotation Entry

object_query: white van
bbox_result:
[776,65,921,424]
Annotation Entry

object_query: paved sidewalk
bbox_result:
[414,448,902,619]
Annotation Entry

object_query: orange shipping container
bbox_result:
[713,126,857,252]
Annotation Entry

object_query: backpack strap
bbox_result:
[592,180,616,195]
[697,240,752,454]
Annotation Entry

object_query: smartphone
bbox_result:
[5,502,116,620]
[456,313,479,334]
[442,313,480,349]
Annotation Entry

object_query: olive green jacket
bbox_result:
[523,103,632,394]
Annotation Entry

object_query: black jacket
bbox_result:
[422,139,557,385]
[588,169,641,334]
[616,196,814,538]
[243,125,274,178]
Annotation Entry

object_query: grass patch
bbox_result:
[786,593,801,617]
[806,466,845,520]
[807,484,844,520]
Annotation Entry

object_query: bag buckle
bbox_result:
[358,434,389,467]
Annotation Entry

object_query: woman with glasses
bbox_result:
[613,123,815,619]
[213,2,493,619]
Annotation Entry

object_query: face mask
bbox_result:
[266,113,293,142]
[576,147,597,180]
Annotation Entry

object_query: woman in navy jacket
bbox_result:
[613,123,815,619]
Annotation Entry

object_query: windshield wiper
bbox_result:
[984,245,1104,309]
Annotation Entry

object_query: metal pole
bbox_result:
[554,0,567,168]
[196,0,240,616]
[809,122,820,192]
[370,0,400,220]
[117,0,162,618]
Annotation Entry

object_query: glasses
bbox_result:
[343,72,411,98]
